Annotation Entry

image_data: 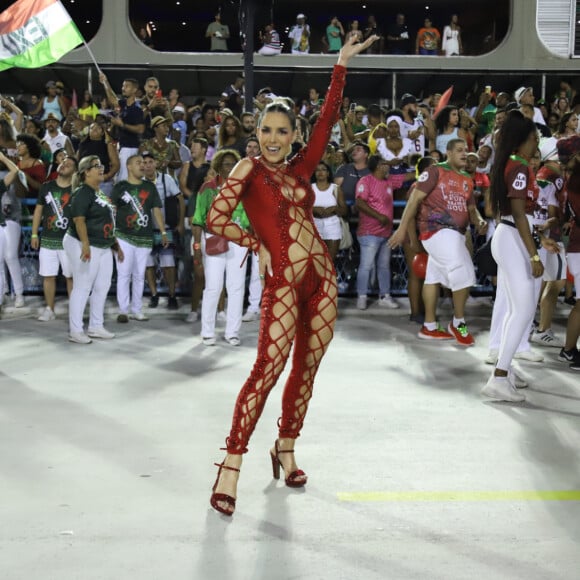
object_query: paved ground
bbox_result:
[1,296,579,580]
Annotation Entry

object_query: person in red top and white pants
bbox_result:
[482,112,559,402]
[390,138,487,345]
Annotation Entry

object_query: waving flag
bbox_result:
[0,0,83,72]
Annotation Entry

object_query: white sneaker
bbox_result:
[202,336,216,346]
[514,350,544,362]
[217,311,227,322]
[242,310,260,322]
[530,329,564,348]
[14,295,24,308]
[129,312,149,321]
[225,336,241,346]
[484,350,499,365]
[377,294,400,309]
[38,307,56,322]
[481,375,525,402]
[68,332,92,344]
[186,311,199,323]
[357,296,368,310]
[87,327,116,339]
[508,367,528,389]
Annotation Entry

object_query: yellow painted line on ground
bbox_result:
[337,490,580,502]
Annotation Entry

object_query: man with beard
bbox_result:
[398,93,435,157]
[240,112,256,140]
[334,140,371,205]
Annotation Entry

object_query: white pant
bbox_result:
[422,228,475,291]
[0,226,5,305]
[258,46,282,56]
[201,239,246,339]
[116,147,139,183]
[490,223,538,371]
[568,253,580,288]
[115,238,150,314]
[246,250,262,313]
[2,220,23,296]
[39,247,72,277]
[64,234,113,334]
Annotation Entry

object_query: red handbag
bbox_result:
[205,235,229,255]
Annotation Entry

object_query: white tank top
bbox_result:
[312,182,337,208]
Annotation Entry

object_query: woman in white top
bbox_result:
[377,115,413,175]
[311,161,347,260]
[442,14,462,56]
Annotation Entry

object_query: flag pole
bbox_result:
[80,38,102,77]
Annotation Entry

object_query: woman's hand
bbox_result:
[531,260,544,279]
[258,244,273,286]
[541,236,560,253]
[388,227,406,249]
[81,242,91,262]
[337,34,380,67]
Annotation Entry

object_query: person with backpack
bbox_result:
[142,152,185,310]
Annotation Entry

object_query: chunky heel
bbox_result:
[270,440,307,488]
[210,462,240,516]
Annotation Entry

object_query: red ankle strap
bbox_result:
[214,462,240,473]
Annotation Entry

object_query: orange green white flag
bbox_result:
[0,0,83,72]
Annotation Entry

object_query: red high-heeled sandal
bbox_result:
[269,440,308,488]
[210,462,240,516]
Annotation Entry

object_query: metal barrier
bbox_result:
[14,198,493,297]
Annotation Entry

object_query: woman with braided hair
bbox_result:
[207,34,378,516]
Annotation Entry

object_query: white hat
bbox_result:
[296,13,306,19]
[172,105,185,114]
[514,86,532,105]
[539,137,559,162]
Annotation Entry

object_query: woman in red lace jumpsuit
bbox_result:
[208,35,378,516]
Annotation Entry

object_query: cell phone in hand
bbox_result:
[155,89,162,98]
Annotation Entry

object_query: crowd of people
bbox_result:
[205,11,467,57]
[0,44,579,383]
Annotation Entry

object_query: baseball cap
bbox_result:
[400,93,417,107]
[150,115,170,129]
[45,80,56,88]
[172,105,185,114]
[514,86,532,104]
[296,13,306,19]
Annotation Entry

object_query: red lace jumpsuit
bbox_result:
[207,65,347,454]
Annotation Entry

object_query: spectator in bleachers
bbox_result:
[334,140,370,205]
[240,112,256,141]
[0,97,24,135]
[435,106,468,154]
[514,86,546,126]
[221,75,245,119]
[288,13,310,55]
[140,77,173,139]
[363,14,383,54]
[217,115,246,156]
[441,14,463,56]
[556,112,578,139]
[206,11,230,52]
[325,17,345,54]
[312,161,346,261]
[167,88,184,112]
[23,118,51,165]
[78,90,100,125]
[42,113,75,157]
[142,152,184,310]
[0,112,18,159]
[172,105,187,146]
[355,155,399,310]
[346,20,364,44]
[399,94,435,157]
[77,122,120,197]
[258,23,282,56]
[519,104,551,138]
[31,81,67,122]
[15,133,45,196]
[415,17,440,55]
[139,116,182,177]
[63,155,121,344]
[31,155,77,321]
[387,13,411,55]
[99,73,145,182]
[375,115,414,188]
[0,151,20,314]
[46,148,67,181]
[180,137,210,323]
[0,151,25,308]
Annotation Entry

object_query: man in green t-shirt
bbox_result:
[31,155,78,321]
[111,154,167,322]
[205,12,230,52]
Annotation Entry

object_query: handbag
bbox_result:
[339,217,353,250]
[205,234,229,255]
